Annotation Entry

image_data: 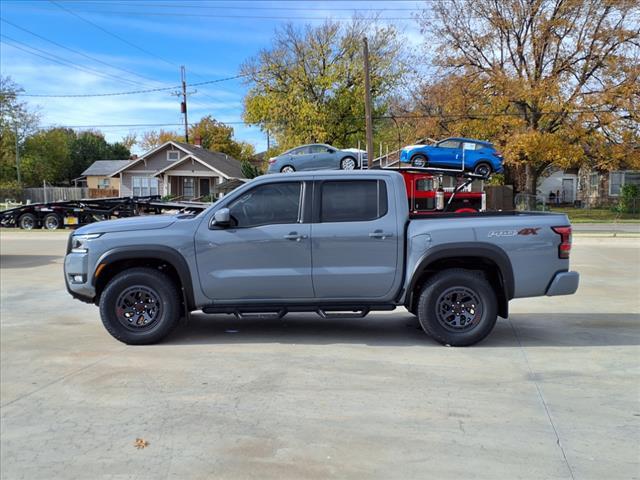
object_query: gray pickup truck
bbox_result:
[64,170,579,346]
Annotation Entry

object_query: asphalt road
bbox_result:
[1,230,639,480]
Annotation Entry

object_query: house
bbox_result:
[537,165,640,207]
[81,160,132,191]
[576,167,640,207]
[110,141,245,200]
[537,166,579,204]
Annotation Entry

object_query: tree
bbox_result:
[139,129,183,151]
[241,19,406,150]
[120,133,137,150]
[417,0,640,195]
[21,128,75,185]
[189,116,244,158]
[0,76,39,185]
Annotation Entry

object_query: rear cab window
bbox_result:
[319,180,388,222]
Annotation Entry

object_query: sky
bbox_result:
[0,0,426,154]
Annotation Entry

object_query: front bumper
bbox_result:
[64,252,95,303]
[545,271,579,296]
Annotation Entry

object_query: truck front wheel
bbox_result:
[99,267,181,345]
[417,269,497,346]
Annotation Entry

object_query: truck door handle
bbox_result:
[284,232,307,242]
[369,230,393,239]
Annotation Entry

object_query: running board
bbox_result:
[202,304,394,319]
[316,308,370,319]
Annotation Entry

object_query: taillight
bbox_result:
[494,151,503,158]
[268,158,277,165]
[552,226,572,259]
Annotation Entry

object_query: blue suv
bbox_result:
[400,137,504,176]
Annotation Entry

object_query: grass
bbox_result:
[546,206,640,223]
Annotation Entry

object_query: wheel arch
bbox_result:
[405,243,514,318]
[93,246,195,310]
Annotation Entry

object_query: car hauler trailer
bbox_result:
[0,196,209,230]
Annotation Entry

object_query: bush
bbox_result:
[617,184,639,214]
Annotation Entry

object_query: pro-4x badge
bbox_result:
[518,228,541,235]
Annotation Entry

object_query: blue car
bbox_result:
[400,137,503,176]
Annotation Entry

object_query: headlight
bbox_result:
[71,233,102,253]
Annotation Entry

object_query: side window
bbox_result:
[308,145,324,154]
[415,178,433,191]
[438,140,461,149]
[320,180,388,223]
[228,182,302,228]
[293,147,309,155]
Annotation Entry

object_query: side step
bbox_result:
[202,304,394,319]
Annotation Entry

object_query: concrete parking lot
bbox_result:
[1,230,638,480]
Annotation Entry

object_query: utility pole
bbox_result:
[266,130,270,151]
[172,66,195,142]
[180,66,189,143]
[363,37,374,166]
[14,123,21,184]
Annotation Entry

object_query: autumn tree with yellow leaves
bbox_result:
[413,0,639,194]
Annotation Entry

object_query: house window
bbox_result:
[609,172,624,196]
[98,178,110,189]
[183,178,194,198]
[167,150,180,161]
[132,176,159,197]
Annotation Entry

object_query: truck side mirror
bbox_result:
[211,208,230,228]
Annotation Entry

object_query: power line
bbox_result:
[36,109,638,129]
[47,1,235,104]
[0,35,152,88]
[7,73,245,97]
[47,1,426,11]
[0,17,167,87]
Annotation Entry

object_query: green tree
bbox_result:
[21,128,75,185]
[416,0,640,195]
[0,76,39,185]
[190,116,241,158]
[241,19,405,150]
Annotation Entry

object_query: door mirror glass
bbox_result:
[211,208,231,227]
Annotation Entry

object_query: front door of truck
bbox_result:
[195,181,314,301]
[311,179,399,299]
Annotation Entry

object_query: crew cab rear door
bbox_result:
[195,180,314,301]
[311,178,399,299]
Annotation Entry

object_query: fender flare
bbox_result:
[406,242,514,317]
[94,245,195,310]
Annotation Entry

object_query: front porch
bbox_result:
[166,175,220,200]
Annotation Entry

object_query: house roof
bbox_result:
[109,140,244,179]
[173,142,244,178]
[81,160,132,176]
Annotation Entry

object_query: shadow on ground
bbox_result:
[165,312,640,348]
[0,255,61,269]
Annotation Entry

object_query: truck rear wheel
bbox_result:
[417,269,497,346]
[99,267,181,345]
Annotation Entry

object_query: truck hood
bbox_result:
[74,214,178,235]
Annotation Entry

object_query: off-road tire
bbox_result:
[99,267,181,345]
[417,268,498,346]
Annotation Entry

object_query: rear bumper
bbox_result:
[545,271,579,296]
